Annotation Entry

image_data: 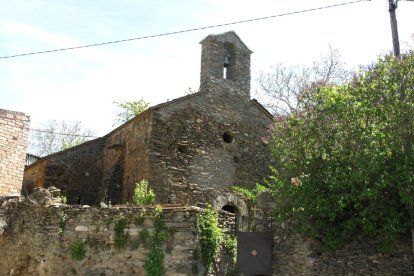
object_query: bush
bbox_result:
[269,52,414,250]
[132,180,155,205]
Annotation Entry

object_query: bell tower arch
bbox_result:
[199,31,252,98]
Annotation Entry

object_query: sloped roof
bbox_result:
[200,31,253,54]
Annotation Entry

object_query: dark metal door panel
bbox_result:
[237,232,272,275]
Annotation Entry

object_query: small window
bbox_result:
[222,132,235,143]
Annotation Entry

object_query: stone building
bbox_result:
[0,109,30,196]
[23,32,273,222]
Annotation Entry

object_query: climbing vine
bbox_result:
[144,205,169,276]
[134,209,146,227]
[58,211,68,236]
[196,206,222,273]
[113,215,129,249]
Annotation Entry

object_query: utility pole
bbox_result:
[388,0,414,256]
[388,0,400,57]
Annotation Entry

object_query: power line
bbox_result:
[29,128,98,138]
[1,0,368,60]
[29,128,149,140]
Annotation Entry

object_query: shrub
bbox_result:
[132,180,155,205]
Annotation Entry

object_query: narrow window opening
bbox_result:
[223,67,228,79]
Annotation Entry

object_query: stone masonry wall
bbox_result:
[0,109,30,195]
[23,138,106,205]
[1,190,411,275]
[148,85,273,210]
[200,31,252,98]
[0,192,223,276]
[103,110,152,204]
[270,222,413,275]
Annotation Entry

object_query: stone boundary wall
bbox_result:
[269,222,414,275]
[0,190,235,276]
[0,109,30,195]
[2,190,411,275]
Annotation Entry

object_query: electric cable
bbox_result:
[0,0,368,60]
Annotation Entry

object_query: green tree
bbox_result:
[113,99,150,126]
[268,51,414,251]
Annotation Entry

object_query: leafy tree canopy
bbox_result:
[113,99,150,126]
[268,51,414,251]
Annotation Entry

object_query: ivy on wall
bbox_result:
[113,215,129,249]
[144,205,169,276]
[196,207,223,274]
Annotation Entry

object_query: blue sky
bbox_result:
[1,0,413,136]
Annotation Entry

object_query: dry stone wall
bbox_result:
[270,222,413,275]
[0,190,230,276]
[1,189,412,275]
[0,109,30,195]
[249,204,414,275]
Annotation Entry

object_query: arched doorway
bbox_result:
[213,193,248,231]
[222,204,239,232]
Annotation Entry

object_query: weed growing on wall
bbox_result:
[60,196,67,204]
[134,209,146,227]
[113,215,129,249]
[132,180,155,205]
[69,240,85,260]
[58,211,68,236]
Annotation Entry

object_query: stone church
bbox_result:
[23,31,273,219]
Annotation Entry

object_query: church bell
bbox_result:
[224,52,230,68]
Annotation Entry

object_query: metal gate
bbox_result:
[237,232,272,275]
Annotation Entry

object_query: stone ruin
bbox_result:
[0,32,412,275]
